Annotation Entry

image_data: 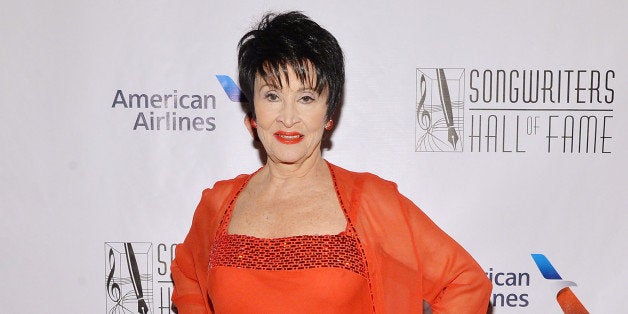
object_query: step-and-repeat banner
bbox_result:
[1,1,625,313]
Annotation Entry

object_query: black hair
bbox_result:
[238,11,344,120]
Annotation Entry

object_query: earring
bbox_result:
[250,119,257,128]
[325,119,334,131]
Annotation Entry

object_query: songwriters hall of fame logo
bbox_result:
[416,68,465,152]
[105,242,153,314]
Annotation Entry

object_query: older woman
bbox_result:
[171,11,491,313]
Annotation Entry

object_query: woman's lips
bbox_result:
[274,131,304,144]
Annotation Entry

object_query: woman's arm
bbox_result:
[171,243,211,314]
[398,194,492,314]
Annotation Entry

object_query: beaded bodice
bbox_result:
[209,227,368,278]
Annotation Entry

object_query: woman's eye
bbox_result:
[265,93,279,101]
[300,95,315,103]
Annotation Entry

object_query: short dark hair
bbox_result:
[238,11,344,120]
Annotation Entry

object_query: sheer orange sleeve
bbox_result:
[171,243,211,314]
[171,179,241,314]
[397,193,492,314]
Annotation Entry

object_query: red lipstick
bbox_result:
[274,131,304,144]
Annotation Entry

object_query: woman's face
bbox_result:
[252,66,329,165]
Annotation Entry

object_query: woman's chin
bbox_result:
[266,151,321,165]
[268,156,305,165]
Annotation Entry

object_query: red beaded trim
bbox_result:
[209,231,367,278]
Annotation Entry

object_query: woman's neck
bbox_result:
[260,153,328,186]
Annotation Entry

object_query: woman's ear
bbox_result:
[244,115,256,138]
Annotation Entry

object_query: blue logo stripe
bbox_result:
[216,75,247,102]
[531,253,563,280]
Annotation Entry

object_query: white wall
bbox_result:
[1,0,625,312]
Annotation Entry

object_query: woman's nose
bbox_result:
[277,100,299,127]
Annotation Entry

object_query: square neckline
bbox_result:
[222,160,352,239]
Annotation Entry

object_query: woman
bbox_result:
[171,11,491,313]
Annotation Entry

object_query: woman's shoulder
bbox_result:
[191,173,253,223]
[200,173,251,199]
[205,173,250,190]
[328,162,399,193]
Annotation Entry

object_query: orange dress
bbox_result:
[171,162,492,313]
[207,196,373,313]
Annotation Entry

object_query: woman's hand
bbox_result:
[423,300,433,314]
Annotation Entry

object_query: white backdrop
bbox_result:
[1,0,626,313]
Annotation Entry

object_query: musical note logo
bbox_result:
[106,248,121,303]
[415,68,465,152]
[105,242,154,314]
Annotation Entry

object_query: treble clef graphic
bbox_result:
[106,248,121,303]
[416,74,432,130]
[436,68,459,150]
[124,243,150,314]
